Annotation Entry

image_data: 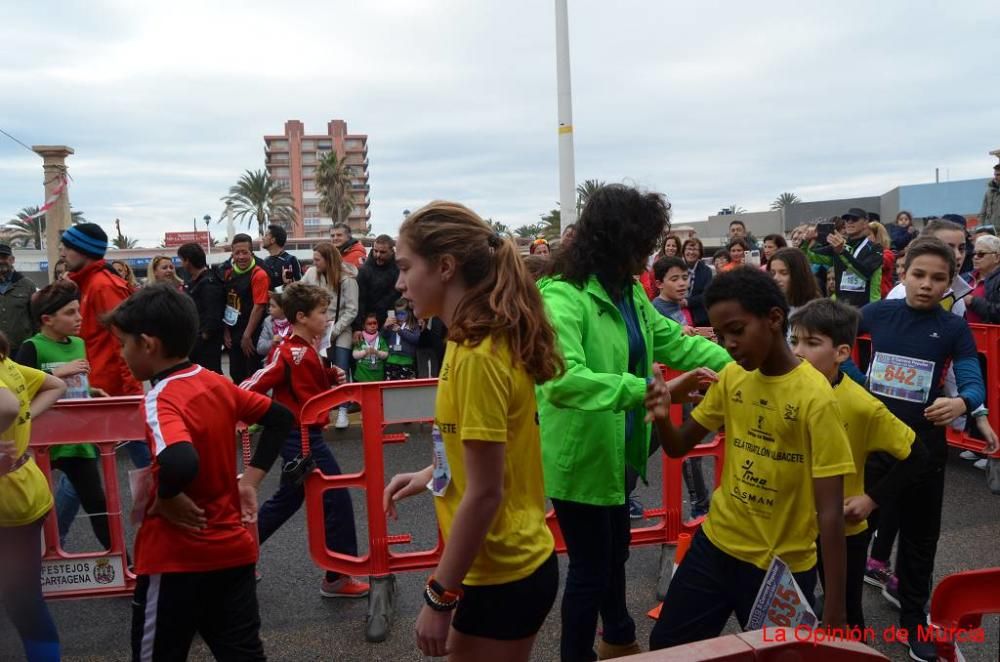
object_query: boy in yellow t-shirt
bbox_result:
[789,298,926,630]
[647,267,855,650]
[0,335,67,661]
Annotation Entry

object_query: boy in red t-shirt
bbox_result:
[107,284,294,662]
[241,282,369,598]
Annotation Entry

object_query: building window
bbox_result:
[272,167,290,178]
[302,153,316,164]
[269,140,289,150]
[345,139,363,150]
[303,179,316,191]
[301,140,316,151]
[318,140,332,150]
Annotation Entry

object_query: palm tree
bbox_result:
[539,208,561,240]
[576,179,606,212]
[770,192,801,210]
[220,170,296,238]
[514,223,545,239]
[111,235,139,249]
[485,218,513,239]
[315,152,354,227]
[5,206,86,249]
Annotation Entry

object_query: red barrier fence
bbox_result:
[30,396,145,600]
[621,628,888,661]
[928,567,1000,662]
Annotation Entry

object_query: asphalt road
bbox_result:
[2,418,998,662]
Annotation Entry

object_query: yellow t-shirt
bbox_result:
[432,336,554,586]
[833,376,914,536]
[0,358,52,527]
[692,360,855,573]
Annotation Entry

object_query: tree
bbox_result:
[576,179,606,212]
[112,235,139,249]
[514,223,545,239]
[220,169,296,238]
[485,218,513,239]
[5,206,86,249]
[770,192,801,210]
[539,208,561,240]
[315,152,354,227]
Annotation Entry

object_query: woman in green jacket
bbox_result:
[539,184,730,661]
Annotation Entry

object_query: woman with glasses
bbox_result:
[965,234,1000,323]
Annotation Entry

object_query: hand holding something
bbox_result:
[53,359,90,378]
[681,325,696,336]
[149,493,207,531]
[666,367,719,405]
[843,495,877,523]
[828,231,846,253]
[924,397,966,426]
[331,366,347,386]
[383,468,432,520]
[415,604,452,657]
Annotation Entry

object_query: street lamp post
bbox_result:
[555,0,577,235]
[203,214,212,255]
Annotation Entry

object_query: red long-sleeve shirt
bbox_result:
[239,334,339,421]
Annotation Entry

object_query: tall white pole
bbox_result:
[555,0,577,235]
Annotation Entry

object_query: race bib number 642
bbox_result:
[868,352,935,404]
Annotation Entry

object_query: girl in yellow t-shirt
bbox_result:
[0,330,67,661]
[383,201,563,661]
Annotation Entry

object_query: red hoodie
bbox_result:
[68,260,142,395]
[340,240,367,270]
[239,334,340,421]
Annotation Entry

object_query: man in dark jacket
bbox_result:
[261,224,301,289]
[805,208,884,307]
[354,235,400,331]
[0,243,37,355]
[178,242,225,373]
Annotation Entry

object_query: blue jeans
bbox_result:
[1,516,60,661]
[649,529,817,649]
[257,428,358,581]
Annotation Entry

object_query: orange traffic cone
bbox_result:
[647,532,693,620]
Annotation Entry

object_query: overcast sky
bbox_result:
[2,0,998,246]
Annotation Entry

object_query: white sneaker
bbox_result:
[335,408,349,429]
[959,450,979,461]
[974,458,988,471]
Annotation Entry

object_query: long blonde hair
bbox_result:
[400,201,563,383]
[312,241,343,291]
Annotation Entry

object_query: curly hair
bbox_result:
[705,265,790,332]
[550,184,671,299]
[399,201,563,383]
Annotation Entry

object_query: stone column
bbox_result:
[32,145,74,279]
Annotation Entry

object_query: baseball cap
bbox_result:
[842,208,868,221]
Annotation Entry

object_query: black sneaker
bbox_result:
[628,497,644,520]
[907,637,937,661]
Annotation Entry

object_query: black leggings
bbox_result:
[54,456,112,549]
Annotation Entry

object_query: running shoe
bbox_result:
[335,408,350,429]
[958,450,979,461]
[320,576,369,598]
[974,458,988,471]
[896,628,936,662]
[628,497,644,520]
[882,575,901,609]
[864,557,893,589]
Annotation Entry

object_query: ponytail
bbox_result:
[399,201,563,383]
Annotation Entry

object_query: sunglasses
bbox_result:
[973,251,998,258]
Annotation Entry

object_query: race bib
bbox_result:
[428,425,451,497]
[64,373,90,400]
[746,556,817,631]
[839,271,865,292]
[223,305,240,327]
[868,352,935,404]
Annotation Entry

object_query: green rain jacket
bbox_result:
[538,275,731,506]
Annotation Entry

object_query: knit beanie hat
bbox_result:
[62,223,109,259]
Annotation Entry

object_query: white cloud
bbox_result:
[2,0,998,245]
